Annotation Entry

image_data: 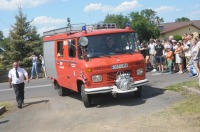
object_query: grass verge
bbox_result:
[166,80,200,127]
[0,102,14,118]
[166,80,200,92]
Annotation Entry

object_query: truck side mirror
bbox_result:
[79,37,88,47]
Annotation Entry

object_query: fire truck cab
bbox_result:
[43,23,148,107]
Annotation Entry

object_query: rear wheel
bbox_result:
[55,83,70,96]
[134,86,142,98]
[81,84,91,107]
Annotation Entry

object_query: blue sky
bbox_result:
[0,0,200,37]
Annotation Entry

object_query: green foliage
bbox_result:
[0,31,3,41]
[104,14,129,28]
[173,35,182,41]
[103,9,161,42]
[175,17,190,22]
[129,10,160,42]
[1,8,42,68]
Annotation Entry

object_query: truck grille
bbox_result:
[107,70,132,81]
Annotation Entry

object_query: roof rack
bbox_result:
[43,23,86,36]
[43,23,117,36]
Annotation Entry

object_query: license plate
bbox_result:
[112,63,128,70]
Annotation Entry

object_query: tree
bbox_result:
[129,9,160,42]
[104,14,129,28]
[0,31,4,41]
[175,17,190,22]
[2,8,42,68]
[103,9,161,42]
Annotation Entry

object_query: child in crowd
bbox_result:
[165,45,173,74]
[186,60,197,77]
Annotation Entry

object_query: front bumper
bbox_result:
[84,78,148,94]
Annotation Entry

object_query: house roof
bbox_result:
[160,20,200,34]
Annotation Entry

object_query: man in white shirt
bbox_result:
[8,62,29,109]
[148,39,157,72]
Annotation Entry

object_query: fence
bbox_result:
[0,67,45,83]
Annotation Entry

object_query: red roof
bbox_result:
[160,20,200,34]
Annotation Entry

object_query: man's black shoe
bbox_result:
[18,103,22,109]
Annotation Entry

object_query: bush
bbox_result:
[173,35,182,41]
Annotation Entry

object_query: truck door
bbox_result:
[56,40,68,87]
[66,38,78,91]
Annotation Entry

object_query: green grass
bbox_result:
[166,80,200,115]
[172,95,200,114]
[0,102,14,118]
[166,80,200,92]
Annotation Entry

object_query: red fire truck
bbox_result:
[43,23,148,107]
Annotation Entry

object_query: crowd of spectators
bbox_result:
[137,34,200,77]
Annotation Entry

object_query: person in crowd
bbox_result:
[162,39,170,71]
[148,38,157,72]
[39,55,47,78]
[182,33,188,40]
[135,40,141,52]
[165,45,173,74]
[183,37,192,71]
[186,60,197,77]
[154,39,165,72]
[8,62,29,109]
[29,53,39,79]
[139,42,150,71]
[172,40,178,72]
[191,37,200,77]
[174,41,184,74]
[188,33,194,45]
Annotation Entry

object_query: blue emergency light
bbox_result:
[82,25,86,31]
[126,22,130,27]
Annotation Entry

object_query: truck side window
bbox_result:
[57,41,63,57]
[68,39,76,58]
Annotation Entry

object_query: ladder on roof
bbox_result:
[43,23,117,36]
[43,23,86,36]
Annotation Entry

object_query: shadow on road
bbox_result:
[68,85,166,108]
[22,100,49,108]
[0,120,9,125]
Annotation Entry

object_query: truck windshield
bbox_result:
[82,33,136,58]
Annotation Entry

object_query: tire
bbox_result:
[134,86,142,98]
[81,84,91,107]
[57,85,70,96]
[54,82,59,90]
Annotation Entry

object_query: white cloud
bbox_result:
[155,6,179,13]
[2,28,10,38]
[37,26,57,36]
[187,10,200,20]
[32,16,66,25]
[0,0,49,11]
[84,0,140,13]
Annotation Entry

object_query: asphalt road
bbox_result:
[0,72,197,102]
[0,72,198,132]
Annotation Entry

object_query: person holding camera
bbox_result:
[39,55,47,78]
[29,53,39,79]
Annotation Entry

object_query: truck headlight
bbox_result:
[137,68,143,75]
[92,75,102,82]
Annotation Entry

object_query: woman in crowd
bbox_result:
[174,41,184,74]
[191,37,200,77]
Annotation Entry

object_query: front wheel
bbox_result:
[134,86,142,98]
[81,84,91,107]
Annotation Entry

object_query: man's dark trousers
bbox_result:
[13,82,24,106]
